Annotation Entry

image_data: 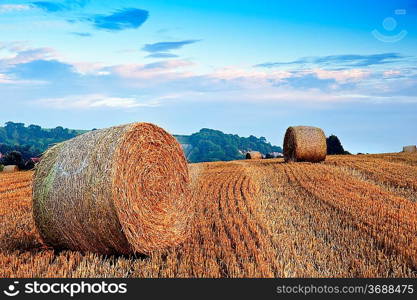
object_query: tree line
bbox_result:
[0,122,349,166]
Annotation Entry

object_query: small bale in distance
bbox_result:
[32,122,191,255]
[3,165,19,173]
[403,145,417,153]
[246,151,263,159]
[283,126,327,162]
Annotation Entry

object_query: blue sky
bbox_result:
[0,0,416,153]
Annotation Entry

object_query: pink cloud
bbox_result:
[309,68,371,82]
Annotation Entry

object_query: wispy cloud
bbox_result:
[31,0,88,12]
[31,1,66,12]
[108,60,194,81]
[256,53,404,68]
[29,2,147,32]
[38,94,159,109]
[143,40,200,53]
[0,4,32,13]
[0,44,56,70]
[11,59,77,80]
[2,40,415,107]
[69,32,92,37]
[146,53,179,58]
[142,40,199,58]
[89,8,149,31]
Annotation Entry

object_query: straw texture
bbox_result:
[283,126,327,162]
[3,165,19,173]
[246,151,263,159]
[32,122,191,255]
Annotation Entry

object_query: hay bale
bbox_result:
[246,151,263,159]
[3,165,19,173]
[403,145,417,153]
[33,122,191,255]
[283,126,327,162]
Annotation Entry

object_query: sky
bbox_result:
[0,0,416,153]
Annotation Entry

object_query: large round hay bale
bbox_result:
[3,165,19,173]
[283,126,327,162]
[246,151,263,159]
[33,122,191,255]
[403,145,417,153]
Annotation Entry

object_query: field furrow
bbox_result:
[0,153,416,277]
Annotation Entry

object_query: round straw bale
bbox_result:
[246,151,263,159]
[403,145,417,153]
[33,122,191,255]
[3,165,19,173]
[283,126,327,162]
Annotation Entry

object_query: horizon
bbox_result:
[1,0,416,153]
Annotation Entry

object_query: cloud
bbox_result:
[31,1,66,12]
[383,70,402,78]
[89,8,149,31]
[70,32,92,37]
[0,4,32,13]
[306,68,371,83]
[38,94,159,109]
[0,44,56,70]
[0,73,48,85]
[71,61,108,75]
[142,40,199,53]
[146,53,179,58]
[1,41,414,108]
[31,0,89,12]
[256,53,404,68]
[29,3,147,32]
[108,60,194,80]
[10,59,78,80]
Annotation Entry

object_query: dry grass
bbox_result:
[1,153,416,278]
[246,151,263,159]
[33,123,191,255]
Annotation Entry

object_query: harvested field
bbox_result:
[0,153,417,278]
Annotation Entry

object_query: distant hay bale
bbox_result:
[403,145,417,153]
[33,122,191,255]
[246,151,263,159]
[3,165,19,173]
[283,126,327,162]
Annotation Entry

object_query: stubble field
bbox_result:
[0,153,416,278]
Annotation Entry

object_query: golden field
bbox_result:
[0,153,416,278]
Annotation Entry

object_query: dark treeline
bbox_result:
[0,121,82,158]
[180,128,282,162]
[326,134,350,155]
[0,122,348,165]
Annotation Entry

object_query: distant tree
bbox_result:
[28,124,42,137]
[186,128,282,162]
[1,122,79,155]
[327,135,349,155]
[0,151,24,168]
[5,121,25,139]
[23,159,35,170]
